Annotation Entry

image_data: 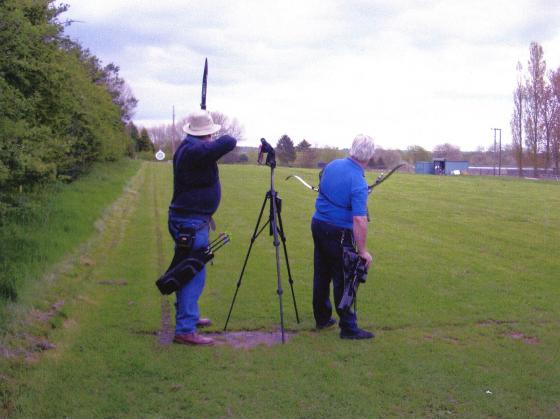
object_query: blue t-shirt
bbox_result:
[313,157,368,229]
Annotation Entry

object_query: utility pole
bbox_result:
[498,128,502,176]
[491,128,501,176]
[171,105,176,155]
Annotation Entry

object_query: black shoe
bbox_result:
[316,318,337,330]
[340,328,375,340]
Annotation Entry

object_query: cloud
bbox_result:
[60,0,560,151]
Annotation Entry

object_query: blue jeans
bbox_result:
[311,218,358,331]
[168,214,209,334]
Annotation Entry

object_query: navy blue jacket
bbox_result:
[169,134,237,216]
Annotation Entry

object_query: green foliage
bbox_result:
[406,144,432,163]
[294,147,319,168]
[126,122,140,157]
[0,0,134,198]
[276,134,296,165]
[295,139,311,151]
[315,146,345,164]
[137,128,154,153]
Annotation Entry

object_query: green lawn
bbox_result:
[2,162,559,417]
[0,159,141,320]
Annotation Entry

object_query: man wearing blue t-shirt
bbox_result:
[167,110,236,346]
[312,134,375,340]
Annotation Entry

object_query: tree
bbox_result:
[276,135,296,166]
[209,111,244,163]
[101,63,138,123]
[316,147,345,165]
[468,146,493,166]
[295,146,319,168]
[0,0,130,192]
[210,111,245,141]
[405,145,432,164]
[550,67,560,175]
[511,61,525,176]
[524,42,546,177]
[137,128,154,152]
[126,122,140,157]
[295,139,311,152]
[542,83,554,173]
[433,143,463,160]
[373,147,402,168]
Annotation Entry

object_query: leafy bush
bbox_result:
[0,0,133,195]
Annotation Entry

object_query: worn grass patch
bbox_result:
[0,159,141,312]
[1,162,559,417]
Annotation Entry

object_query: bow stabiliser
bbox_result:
[286,163,405,194]
[200,58,208,110]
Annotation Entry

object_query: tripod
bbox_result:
[224,139,300,343]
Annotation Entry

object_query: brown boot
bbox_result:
[173,332,214,346]
[196,318,212,328]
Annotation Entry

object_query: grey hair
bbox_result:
[349,134,375,163]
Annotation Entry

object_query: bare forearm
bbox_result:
[352,215,368,253]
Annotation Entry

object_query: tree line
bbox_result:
[0,0,140,215]
[147,113,523,170]
[274,137,520,170]
[511,42,560,176]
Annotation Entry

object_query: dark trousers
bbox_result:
[311,218,358,331]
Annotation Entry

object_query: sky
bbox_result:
[59,0,560,151]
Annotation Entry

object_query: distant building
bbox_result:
[415,158,469,175]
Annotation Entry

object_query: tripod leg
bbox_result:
[270,190,286,343]
[224,193,268,331]
[276,201,300,324]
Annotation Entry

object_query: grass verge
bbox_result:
[0,159,141,316]
[1,163,559,417]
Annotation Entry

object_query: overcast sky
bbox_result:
[59,0,560,151]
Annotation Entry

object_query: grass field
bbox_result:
[1,162,559,417]
[0,160,141,317]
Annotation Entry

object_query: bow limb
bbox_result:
[368,163,405,193]
[200,58,208,110]
[285,175,319,192]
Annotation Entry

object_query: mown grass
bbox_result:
[0,159,141,322]
[2,162,560,417]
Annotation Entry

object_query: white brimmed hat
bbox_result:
[183,110,221,136]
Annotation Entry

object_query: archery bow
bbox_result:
[286,163,405,193]
[200,58,208,110]
[284,175,319,191]
[367,163,405,193]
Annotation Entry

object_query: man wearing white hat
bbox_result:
[166,110,237,346]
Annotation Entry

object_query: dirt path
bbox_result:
[150,163,174,345]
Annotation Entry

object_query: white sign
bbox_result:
[155,150,166,161]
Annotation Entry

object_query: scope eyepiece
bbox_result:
[258,137,276,168]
